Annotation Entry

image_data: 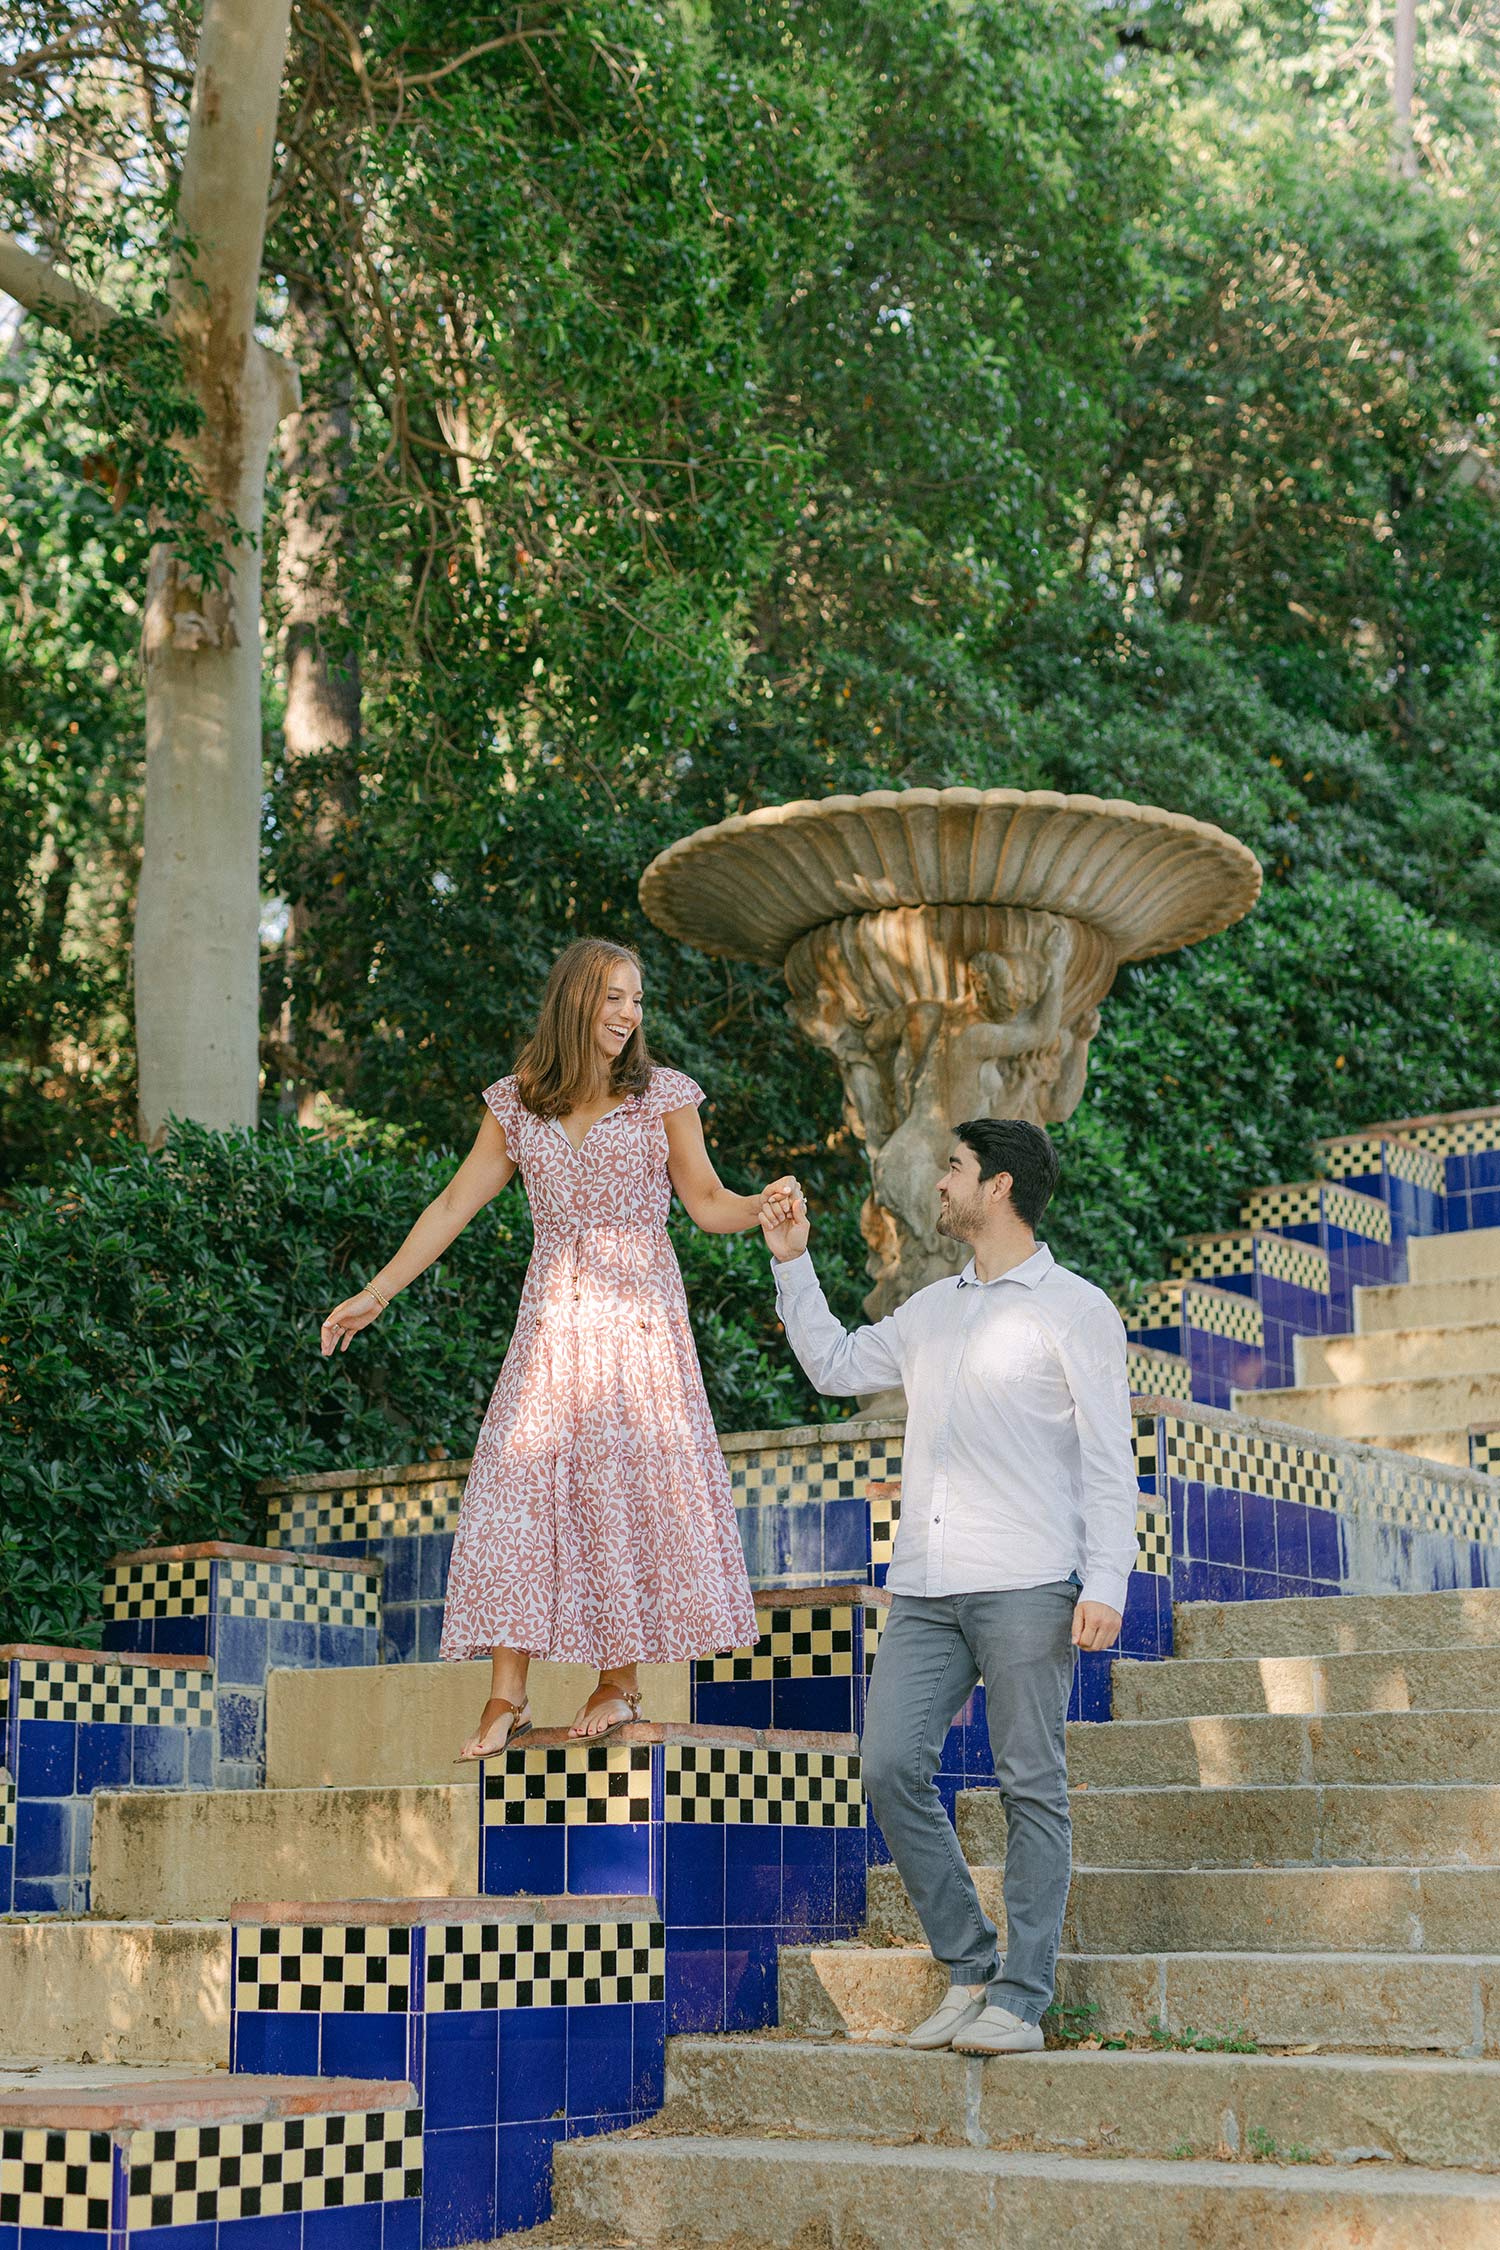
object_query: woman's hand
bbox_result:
[759,1177,809,1263]
[320,1290,387,1356]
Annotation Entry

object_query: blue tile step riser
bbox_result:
[1359,1109,1500,1230]
[0,2080,422,2250]
[229,1899,663,2246]
[1,1646,215,1915]
[100,1543,382,1783]
[477,1726,863,2038]
[1314,1133,1448,1246]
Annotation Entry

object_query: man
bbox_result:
[759,1118,1139,2056]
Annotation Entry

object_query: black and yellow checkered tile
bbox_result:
[102,1552,377,1630]
[696,1604,858,1684]
[1125,1280,1264,1347]
[1160,1417,1341,1511]
[426,1916,663,2011]
[126,2106,423,2228]
[1239,1182,1391,1245]
[663,1741,863,1828]
[725,1431,904,1509]
[13,1656,213,1729]
[483,1741,654,1827]
[0,2127,112,2232]
[235,1924,414,2013]
[1316,1133,1447,1194]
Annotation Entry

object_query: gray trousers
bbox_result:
[860,1583,1079,2025]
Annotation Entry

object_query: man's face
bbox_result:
[936,1140,995,1243]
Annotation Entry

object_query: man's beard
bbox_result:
[936,1192,984,1242]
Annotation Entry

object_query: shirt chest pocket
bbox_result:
[965,1316,1051,1385]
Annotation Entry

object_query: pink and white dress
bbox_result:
[439,1065,759,1667]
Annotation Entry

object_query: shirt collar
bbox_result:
[957,1243,1055,1291]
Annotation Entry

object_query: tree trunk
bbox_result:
[132,0,298,1142]
[275,278,362,1123]
[1392,0,1419,180]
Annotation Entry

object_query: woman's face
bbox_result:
[593,962,644,1068]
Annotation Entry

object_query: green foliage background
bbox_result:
[3,0,1500,1635]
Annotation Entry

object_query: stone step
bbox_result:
[865,1862,1500,1956]
[1358,1273,1500,1332]
[1410,1227,1500,1285]
[265,1658,691,1788]
[1110,1646,1500,1720]
[551,2131,1500,2247]
[961,1781,1500,1872]
[1069,1708,1500,1789]
[1345,1426,1473,1466]
[1236,1369,1500,1440]
[1172,1587,1500,1661]
[1297,1319,1500,1385]
[90,1783,479,1917]
[663,2036,1500,2170]
[0,1920,231,2065]
[778,1943,1500,2055]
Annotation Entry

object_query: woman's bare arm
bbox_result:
[664,1102,794,1236]
[320,1109,517,1353]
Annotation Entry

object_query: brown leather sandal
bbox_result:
[568,1675,644,1743]
[454,1694,533,1764]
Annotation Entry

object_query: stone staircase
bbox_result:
[1245,1225,1500,1467]
[544,1583,1500,2246]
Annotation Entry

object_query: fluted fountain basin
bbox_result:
[638,786,1262,965]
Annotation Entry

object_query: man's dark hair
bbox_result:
[954,1118,1060,1230]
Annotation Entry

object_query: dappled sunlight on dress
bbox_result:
[439,1066,759,1667]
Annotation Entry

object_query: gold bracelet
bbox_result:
[367,1281,390,1312]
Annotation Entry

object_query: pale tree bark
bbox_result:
[275,277,362,1123]
[1392,0,1420,180]
[0,0,300,1142]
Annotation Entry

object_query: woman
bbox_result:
[320,936,781,1760]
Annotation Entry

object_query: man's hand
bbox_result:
[760,1176,810,1263]
[1071,1601,1123,1653]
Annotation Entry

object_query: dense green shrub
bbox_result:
[0,1120,856,1645]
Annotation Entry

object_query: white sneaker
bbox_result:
[951,2001,1045,2055]
[903,1985,991,2051]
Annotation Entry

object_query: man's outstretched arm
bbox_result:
[761,1189,906,1398]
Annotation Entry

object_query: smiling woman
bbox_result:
[317,937,792,1763]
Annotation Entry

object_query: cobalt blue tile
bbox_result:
[132,1726,188,1787]
[1183,1485,1206,1560]
[1204,1490,1243,1569]
[1242,1570,1284,1604]
[1204,1564,1244,1606]
[497,2005,567,2124]
[268,1617,320,1669]
[567,2001,634,2117]
[1471,1189,1500,1228]
[691,1680,770,1732]
[664,1939,723,2034]
[221,2218,308,2250]
[321,1622,376,1668]
[382,1537,419,1606]
[494,2119,562,2239]
[320,2008,410,2083]
[1307,1508,1343,1584]
[99,1620,153,1654]
[723,1927,776,2032]
[215,1614,269,1687]
[382,2200,422,2250]
[1274,1501,1311,1583]
[1239,1493,1278,1575]
[773,1678,856,1735]
[630,1999,665,2115]
[230,2010,320,2075]
[482,1825,564,1897]
[416,1605,446,1662]
[424,2009,499,2129]
[566,1821,652,1897]
[14,1720,74,1796]
[187,1726,215,1787]
[788,1502,826,1575]
[75,1722,131,1794]
[383,1606,419,1665]
[779,1828,836,1934]
[723,1824,781,1926]
[15,1797,70,1878]
[663,1821,724,1929]
[216,1692,264,1764]
[145,1616,211,1659]
[11,1875,72,1913]
[130,2224,215,2250]
[419,1534,453,1604]
[302,2206,384,2250]
[422,2125,496,2249]
[822,1499,868,1575]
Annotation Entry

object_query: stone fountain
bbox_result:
[640,788,1261,1317]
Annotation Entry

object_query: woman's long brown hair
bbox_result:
[512,938,654,1118]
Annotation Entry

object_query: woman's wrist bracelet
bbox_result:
[367,1281,391,1312]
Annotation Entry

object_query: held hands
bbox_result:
[320,1290,387,1357]
[1071,1601,1123,1653]
[759,1175,809,1262]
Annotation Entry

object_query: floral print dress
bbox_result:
[439,1066,759,1667]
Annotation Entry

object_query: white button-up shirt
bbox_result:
[773,1242,1140,1614]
